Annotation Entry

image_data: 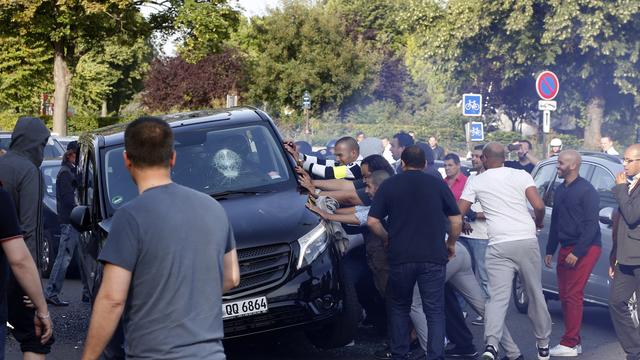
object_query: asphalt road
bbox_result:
[5,280,629,359]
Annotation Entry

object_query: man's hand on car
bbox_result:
[306,203,327,220]
[544,254,553,268]
[564,253,578,267]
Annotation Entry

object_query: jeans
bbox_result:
[459,237,489,298]
[388,262,446,360]
[45,224,89,299]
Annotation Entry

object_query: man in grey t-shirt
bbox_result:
[82,117,240,360]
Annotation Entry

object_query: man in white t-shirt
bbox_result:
[458,142,552,360]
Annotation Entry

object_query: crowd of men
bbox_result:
[0,115,639,360]
[286,131,640,360]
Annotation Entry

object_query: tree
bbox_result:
[237,0,378,116]
[542,0,640,148]
[0,0,240,135]
[0,36,51,113]
[142,48,245,112]
[402,0,640,148]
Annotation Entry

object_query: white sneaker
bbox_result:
[549,344,579,357]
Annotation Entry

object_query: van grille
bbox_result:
[228,243,291,295]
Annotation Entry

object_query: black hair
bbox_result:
[401,145,426,168]
[336,136,359,152]
[393,132,414,148]
[124,116,174,167]
[443,153,461,164]
[362,154,395,176]
[473,144,485,151]
[369,170,391,187]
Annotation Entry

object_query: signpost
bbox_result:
[462,93,482,117]
[536,71,559,134]
[303,91,311,138]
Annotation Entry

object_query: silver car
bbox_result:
[512,152,638,325]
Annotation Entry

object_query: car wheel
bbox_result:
[306,261,361,349]
[630,292,639,328]
[513,272,529,314]
[40,231,56,278]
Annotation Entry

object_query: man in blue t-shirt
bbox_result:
[368,145,462,360]
[82,117,240,360]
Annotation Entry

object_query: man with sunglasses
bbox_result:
[609,144,640,360]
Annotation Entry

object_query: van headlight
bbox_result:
[296,224,329,269]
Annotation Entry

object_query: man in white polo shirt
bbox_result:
[458,142,552,360]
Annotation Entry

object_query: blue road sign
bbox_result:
[463,93,482,117]
[470,122,484,141]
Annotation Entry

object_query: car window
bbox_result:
[591,166,617,210]
[41,165,61,198]
[533,163,557,204]
[103,124,292,213]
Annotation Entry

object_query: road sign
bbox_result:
[538,100,557,111]
[303,91,311,109]
[536,71,560,100]
[543,110,551,133]
[470,122,484,141]
[462,93,482,116]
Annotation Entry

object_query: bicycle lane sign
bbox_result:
[462,93,482,117]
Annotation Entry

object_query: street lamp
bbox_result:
[303,91,311,140]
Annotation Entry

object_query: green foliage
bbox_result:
[175,0,241,63]
[0,37,52,112]
[239,0,379,116]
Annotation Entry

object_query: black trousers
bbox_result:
[444,283,475,351]
[7,271,54,354]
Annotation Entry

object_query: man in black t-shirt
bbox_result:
[368,146,462,360]
[0,187,53,357]
[504,140,539,173]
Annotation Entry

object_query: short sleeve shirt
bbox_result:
[99,183,235,359]
[354,205,370,226]
[369,170,460,265]
[460,167,536,245]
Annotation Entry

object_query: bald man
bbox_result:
[458,142,551,360]
[544,150,602,356]
[609,144,640,360]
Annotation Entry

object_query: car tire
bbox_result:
[40,231,57,279]
[513,272,529,314]
[306,261,361,349]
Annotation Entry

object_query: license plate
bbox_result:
[222,296,268,319]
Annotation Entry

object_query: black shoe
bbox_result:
[374,346,392,360]
[46,295,69,307]
[500,356,524,360]
[537,346,549,360]
[445,346,478,358]
[481,345,498,360]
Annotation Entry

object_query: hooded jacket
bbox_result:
[0,117,50,260]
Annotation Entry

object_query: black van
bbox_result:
[70,108,359,352]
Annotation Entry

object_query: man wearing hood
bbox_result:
[0,116,54,358]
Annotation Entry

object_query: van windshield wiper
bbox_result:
[210,190,272,199]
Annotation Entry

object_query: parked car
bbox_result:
[1,131,65,159]
[512,152,638,324]
[69,108,360,351]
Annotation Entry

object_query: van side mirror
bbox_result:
[70,205,91,232]
[599,207,614,226]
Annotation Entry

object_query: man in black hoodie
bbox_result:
[0,116,54,358]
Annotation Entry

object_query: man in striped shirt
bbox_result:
[285,136,363,180]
